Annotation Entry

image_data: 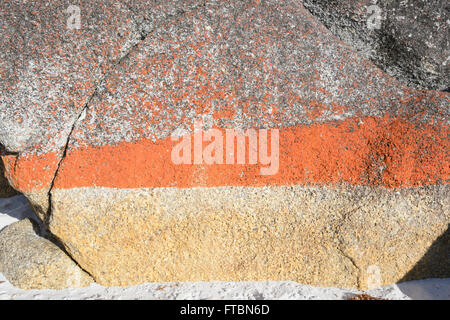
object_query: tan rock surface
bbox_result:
[0,219,93,289]
[48,184,449,289]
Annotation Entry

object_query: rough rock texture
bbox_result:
[401,224,450,283]
[0,0,141,155]
[0,160,16,198]
[302,0,449,91]
[0,0,448,289]
[0,219,93,289]
[50,185,449,289]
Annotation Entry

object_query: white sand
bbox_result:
[0,195,448,300]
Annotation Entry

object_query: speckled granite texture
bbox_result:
[0,0,448,288]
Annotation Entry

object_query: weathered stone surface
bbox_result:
[401,225,450,282]
[3,0,448,195]
[123,0,205,36]
[0,0,448,289]
[0,219,93,289]
[49,185,449,289]
[302,0,449,91]
[0,0,141,155]
[0,0,142,213]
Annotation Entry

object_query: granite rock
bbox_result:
[0,219,93,289]
[302,0,449,91]
[0,0,448,289]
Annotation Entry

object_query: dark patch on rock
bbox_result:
[303,0,449,91]
[400,225,450,282]
[0,159,17,198]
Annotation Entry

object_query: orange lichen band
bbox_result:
[2,115,449,193]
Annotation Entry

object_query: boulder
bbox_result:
[0,219,93,289]
[0,0,448,289]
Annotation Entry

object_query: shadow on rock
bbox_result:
[0,195,40,232]
[0,160,17,198]
[398,226,450,299]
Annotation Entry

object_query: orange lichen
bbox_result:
[2,115,448,193]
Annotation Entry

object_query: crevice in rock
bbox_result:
[42,2,206,282]
[0,143,19,157]
[118,0,207,40]
[44,91,96,226]
[0,156,18,198]
[118,1,148,40]
[302,0,449,92]
[39,221,96,280]
[45,0,206,224]
[27,217,91,277]
[333,205,362,288]
[45,0,208,223]
[336,246,361,289]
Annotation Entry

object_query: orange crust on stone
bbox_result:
[2,115,449,193]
